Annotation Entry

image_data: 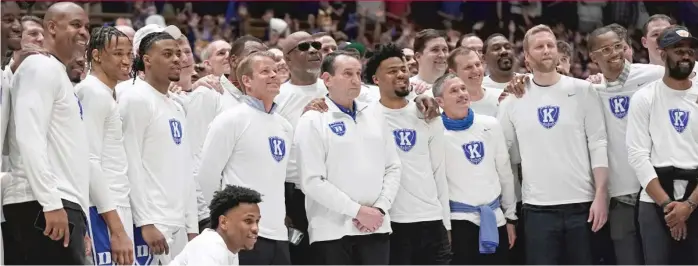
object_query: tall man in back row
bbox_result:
[497,25,609,264]
[626,25,698,264]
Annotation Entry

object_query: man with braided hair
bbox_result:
[119,31,198,265]
[76,26,135,266]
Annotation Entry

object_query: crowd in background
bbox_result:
[18,1,698,80]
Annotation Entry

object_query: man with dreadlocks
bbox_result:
[75,26,135,266]
[118,31,198,265]
[363,43,451,265]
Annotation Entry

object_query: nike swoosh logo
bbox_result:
[484,128,491,131]
[637,83,646,87]
[568,93,576,97]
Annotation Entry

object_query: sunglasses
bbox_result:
[291,41,322,53]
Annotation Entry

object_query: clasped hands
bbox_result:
[353,206,384,233]
[664,201,694,241]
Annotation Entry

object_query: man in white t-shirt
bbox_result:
[627,25,698,264]
[364,43,450,264]
[497,25,609,264]
[172,185,263,266]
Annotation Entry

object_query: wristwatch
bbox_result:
[506,219,518,226]
[376,207,386,215]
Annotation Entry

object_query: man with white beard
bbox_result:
[627,26,698,264]
[363,43,450,264]
[497,25,608,265]
[275,31,328,265]
[435,73,517,264]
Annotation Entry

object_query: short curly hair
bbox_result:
[209,185,263,229]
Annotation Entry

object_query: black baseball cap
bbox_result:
[657,25,698,49]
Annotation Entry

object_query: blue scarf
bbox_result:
[441,108,474,131]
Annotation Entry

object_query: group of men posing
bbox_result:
[1,1,698,265]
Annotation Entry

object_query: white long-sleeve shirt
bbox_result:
[275,79,327,186]
[445,114,517,226]
[2,55,91,213]
[118,81,198,232]
[595,63,664,198]
[75,75,131,209]
[626,80,698,203]
[1,66,14,223]
[171,229,238,266]
[497,75,608,205]
[295,97,401,243]
[187,76,244,182]
[195,98,292,241]
[376,102,450,229]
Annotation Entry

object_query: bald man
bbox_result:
[201,40,231,77]
[274,31,327,265]
[115,25,135,41]
[2,2,124,265]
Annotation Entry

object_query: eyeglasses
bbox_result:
[290,41,322,53]
[593,42,626,57]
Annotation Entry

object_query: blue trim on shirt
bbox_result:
[328,94,357,121]
[241,95,277,114]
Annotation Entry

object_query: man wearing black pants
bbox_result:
[1,2,94,265]
[2,200,87,264]
[294,51,402,265]
[626,26,698,265]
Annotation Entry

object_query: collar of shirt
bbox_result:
[220,75,244,98]
[241,94,277,114]
[327,93,358,121]
[325,94,369,121]
[605,60,631,88]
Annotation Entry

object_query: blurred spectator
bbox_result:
[31,0,687,81]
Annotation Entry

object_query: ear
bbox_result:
[218,215,226,230]
[143,54,151,69]
[90,49,100,64]
[448,68,456,74]
[321,72,331,87]
[228,55,236,68]
[641,36,648,48]
[241,74,253,90]
[435,96,446,109]
[46,20,58,37]
[371,74,379,86]
[659,49,666,61]
[414,51,422,62]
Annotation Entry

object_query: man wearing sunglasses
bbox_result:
[275,31,329,265]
